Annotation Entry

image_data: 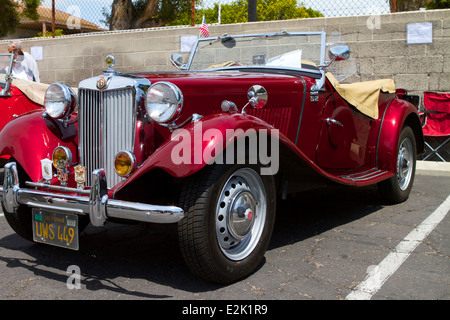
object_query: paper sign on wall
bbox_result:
[180,35,197,53]
[407,22,433,44]
[30,46,43,61]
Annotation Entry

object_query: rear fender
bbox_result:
[0,110,78,182]
[377,98,423,171]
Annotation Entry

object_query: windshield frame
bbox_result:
[0,53,14,97]
[185,30,327,73]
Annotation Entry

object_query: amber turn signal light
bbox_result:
[52,146,72,169]
[114,151,136,177]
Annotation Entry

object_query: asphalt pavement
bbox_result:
[0,161,448,306]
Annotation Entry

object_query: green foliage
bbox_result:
[159,0,193,22]
[425,0,450,9]
[103,0,195,28]
[37,29,64,37]
[0,0,41,38]
[23,0,42,21]
[168,0,322,26]
[0,0,20,38]
[103,0,321,29]
[256,0,323,21]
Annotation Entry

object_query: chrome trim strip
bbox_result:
[0,163,184,225]
[207,66,322,79]
[25,182,91,195]
[339,168,388,181]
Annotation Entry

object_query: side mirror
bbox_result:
[247,85,268,109]
[328,45,351,61]
[170,53,188,70]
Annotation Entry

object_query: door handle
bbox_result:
[325,118,344,128]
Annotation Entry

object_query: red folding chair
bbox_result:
[420,92,450,161]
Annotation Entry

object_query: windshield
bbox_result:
[188,31,326,72]
[185,30,356,83]
[325,31,357,83]
[0,53,14,95]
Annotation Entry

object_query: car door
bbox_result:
[316,91,373,169]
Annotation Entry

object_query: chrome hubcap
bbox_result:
[216,168,266,261]
[228,190,256,240]
[397,137,413,191]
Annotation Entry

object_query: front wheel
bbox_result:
[378,126,417,204]
[177,164,276,283]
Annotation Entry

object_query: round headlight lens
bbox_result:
[52,146,72,169]
[44,83,76,119]
[114,151,136,177]
[145,82,183,123]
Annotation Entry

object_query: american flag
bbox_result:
[199,16,210,38]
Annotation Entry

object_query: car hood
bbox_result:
[128,71,307,119]
[129,71,304,93]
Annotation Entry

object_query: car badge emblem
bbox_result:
[97,76,107,89]
[41,159,53,183]
[74,165,86,189]
[56,169,68,187]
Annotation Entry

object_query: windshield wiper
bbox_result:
[200,33,231,48]
[200,30,290,49]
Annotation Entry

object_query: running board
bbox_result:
[338,168,390,182]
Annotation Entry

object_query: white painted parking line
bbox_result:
[346,194,450,300]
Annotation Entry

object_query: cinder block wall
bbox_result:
[1,9,449,96]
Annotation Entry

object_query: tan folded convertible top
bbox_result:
[12,79,49,106]
[12,79,78,107]
[325,72,395,119]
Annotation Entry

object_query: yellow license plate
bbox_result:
[32,209,79,250]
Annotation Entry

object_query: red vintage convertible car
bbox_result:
[0,31,423,283]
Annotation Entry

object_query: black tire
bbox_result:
[177,163,276,284]
[378,126,416,204]
[2,204,33,241]
[2,162,33,241]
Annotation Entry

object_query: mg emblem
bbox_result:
[97,76,107,89]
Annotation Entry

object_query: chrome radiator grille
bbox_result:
[78,88,136,188]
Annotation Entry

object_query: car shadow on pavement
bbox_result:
[269,184,384,250]
[0,184,384,297]
[0,222,223,298]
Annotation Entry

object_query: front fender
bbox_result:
[377,98,423,172]
[0,110,78,182]
[0,86,43,133]
[114,113,281,192]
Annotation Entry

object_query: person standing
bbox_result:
[11,49,34,81]
[8,40,40,82]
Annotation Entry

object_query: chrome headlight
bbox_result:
[44,83,77,119]
[145,81,183,123]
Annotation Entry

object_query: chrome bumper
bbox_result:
[0,162,184,226]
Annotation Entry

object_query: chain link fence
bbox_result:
[0,0,424,40]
